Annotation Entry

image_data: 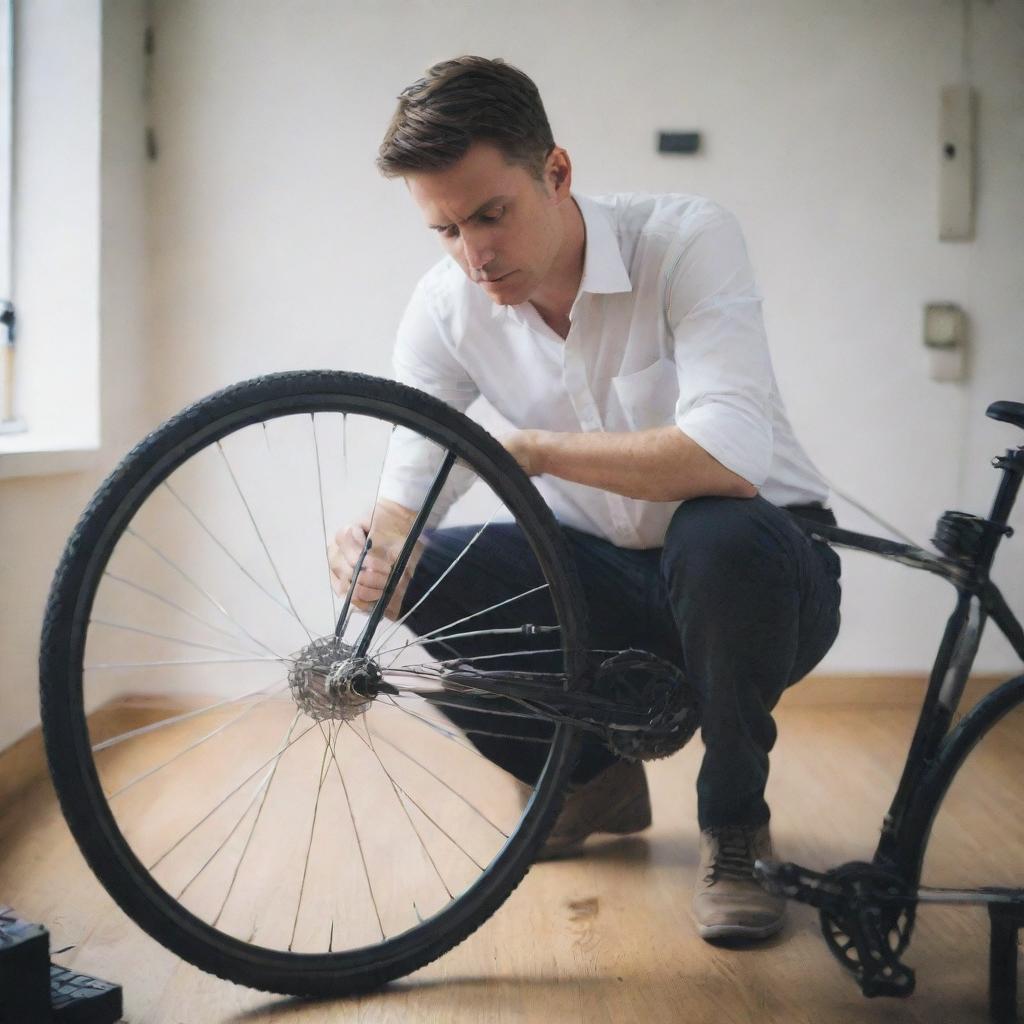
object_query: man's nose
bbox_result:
[461,234,495,274]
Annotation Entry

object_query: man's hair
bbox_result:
[377,56,555,180]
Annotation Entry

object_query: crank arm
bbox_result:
[756,860,1024,909]
[913,885,1024,907]
[754,859,847,909]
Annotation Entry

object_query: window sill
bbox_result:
[0,432,99,479]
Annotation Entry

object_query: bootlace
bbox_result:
[704,825,757,885]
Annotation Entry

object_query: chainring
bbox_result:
[593,650,700,761]
[817,861,917,998]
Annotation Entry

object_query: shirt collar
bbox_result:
[490,193,633,322]
[573,194,633,298]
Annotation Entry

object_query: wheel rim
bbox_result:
[43,374,585,989]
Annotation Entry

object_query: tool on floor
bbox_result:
[1,905,122,1023]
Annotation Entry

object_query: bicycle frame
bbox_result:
[380,446,1024,823]
[797,443,1024,884]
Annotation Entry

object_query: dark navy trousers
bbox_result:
[400,495,842,830]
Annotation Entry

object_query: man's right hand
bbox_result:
[327,500,422,621]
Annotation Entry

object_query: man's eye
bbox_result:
[479,207,505,224]
[437,225,459,239]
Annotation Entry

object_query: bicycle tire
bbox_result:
[40,370,590,996]
[896,672,1024,884]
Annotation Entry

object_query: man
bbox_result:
[328,56,841,942]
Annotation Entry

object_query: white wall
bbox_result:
[0,0,150,749]
[146,0,1024,675]
[2,2,1021,755]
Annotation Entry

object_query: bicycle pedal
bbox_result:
[753,859,837,905]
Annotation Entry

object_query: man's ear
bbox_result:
[544,147,573,201]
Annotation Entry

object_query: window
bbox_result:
[0,0,102,478]
[0,0,14,432]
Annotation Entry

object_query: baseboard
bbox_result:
[0,675,1015,810]
[0,696,186,811]
[778,673,1008,707]
[0,725,49,810]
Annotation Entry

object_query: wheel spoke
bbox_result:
[92,682,286,753]
[373,500,506,654]
[318,720,386,941]
[310,414,340,627]
[175,786,264,904]
[388,648,566,673]
[85,656,284,670]
[163,481,294,622]
[380,625,559,666]
[175,755,276,903]
[373,583,551,662]
[126,524,288,660]
[388,689,557,728]
[106,684,288,799]
[146,718,319,872]
[216,440,317,645]
[90,618,265,660]
[103,572,265,653]
[349,720,454,901]
[345,720,483,872]
[289,742,332,950]
[375,693,554,749]
[211,711,303,928]
[370,729,509,839]
[403,646,618,669]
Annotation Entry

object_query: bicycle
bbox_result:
[38,370,1024,1004]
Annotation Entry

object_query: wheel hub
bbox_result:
[288,636,381,722]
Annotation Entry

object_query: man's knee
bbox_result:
[660,497,781,596]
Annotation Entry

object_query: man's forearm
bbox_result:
[506,425,757,502]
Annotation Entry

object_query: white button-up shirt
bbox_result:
[381,192,828,549]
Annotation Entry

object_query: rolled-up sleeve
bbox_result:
[667,209,774,488]
[380,277,481,523]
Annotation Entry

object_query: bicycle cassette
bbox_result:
[594,650,700,761]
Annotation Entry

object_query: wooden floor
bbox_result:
[2,693,1022,1024]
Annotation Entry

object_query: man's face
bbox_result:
[406,142,568,307]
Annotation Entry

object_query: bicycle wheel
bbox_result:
[40,370,589,996]
[899,674,1024,886]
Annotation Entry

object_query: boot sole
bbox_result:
[696,917,785,941]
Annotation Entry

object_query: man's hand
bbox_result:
[327,500,422,621]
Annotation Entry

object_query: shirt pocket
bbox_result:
[610,357,679,432]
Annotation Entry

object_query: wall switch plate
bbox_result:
[939,85,975,241]
[657,132,701,154]
[924,302,968,382]
[924,302,966,348]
